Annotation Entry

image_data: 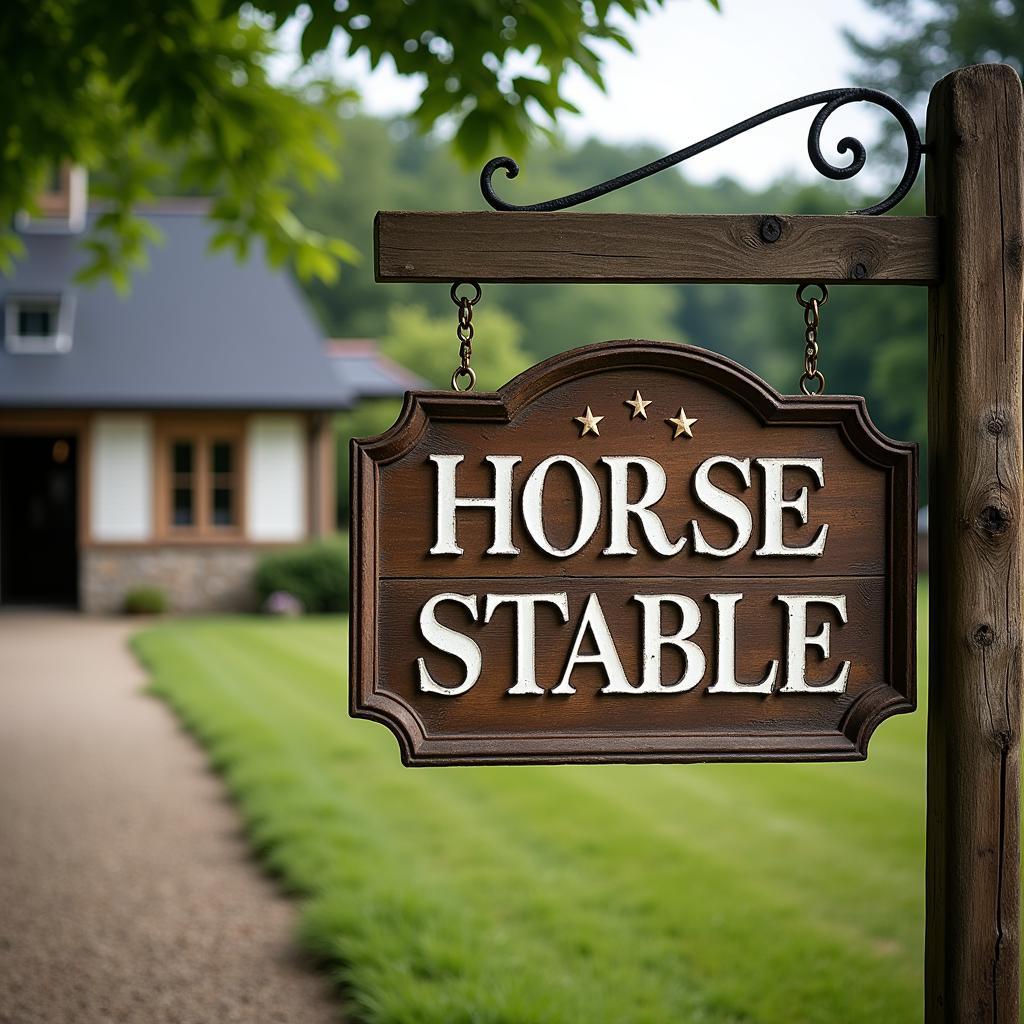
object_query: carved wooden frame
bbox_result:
[351,339,917,767]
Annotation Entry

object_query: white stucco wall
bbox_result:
[90,414,153,541]
[247,414,307,542]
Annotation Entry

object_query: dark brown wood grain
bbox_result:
[374,211,941,284]
[925,64,1024,1022]
[350,340,917,766]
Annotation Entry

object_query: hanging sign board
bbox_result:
[350,340,917,766]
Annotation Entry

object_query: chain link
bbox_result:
[796,283,827,395]
[450,281,481,392]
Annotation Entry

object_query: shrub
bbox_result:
[254,536,349,614]
[123,585,169,615]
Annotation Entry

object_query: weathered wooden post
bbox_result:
[926,63,1024,1021]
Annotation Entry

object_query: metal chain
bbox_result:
[796,283,828,395]
[450,281,481,391]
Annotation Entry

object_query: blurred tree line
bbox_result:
[297,115,928,521]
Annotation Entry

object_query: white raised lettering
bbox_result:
[601,456,686,556]
[429,454,521,557]
[417,593,482,695]
[552,593,629,694]
[631,594,705,693]
[777,594,850,693]
[755,457,828,557]
[691,456,753,557]
[484,593,570,695]
[522,455,601,558]
[706,593,779,693]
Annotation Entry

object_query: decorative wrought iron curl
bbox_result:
[480,88,922,216]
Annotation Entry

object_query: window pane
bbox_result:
[173,487,193,526]
[211,441,232,474]
[212,486,233,526]
[18,307,54,337]
[172,441,193,474]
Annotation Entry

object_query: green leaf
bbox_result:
[454,108,494,162]
[300,14,335,62]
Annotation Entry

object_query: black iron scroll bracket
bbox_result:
[480,88,923,216]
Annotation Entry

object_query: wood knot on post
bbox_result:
[973,623,996,648]
[851,261,869,280]
[1006,232,1024,275]
[759,216,782,243]
[979,504,1012,537]
[988,415,1006,436]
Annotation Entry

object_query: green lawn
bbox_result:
[134,588,928,1024]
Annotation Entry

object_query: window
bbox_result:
[19,305,54,337]
[171,441,195,526]
[210,441,236,526]
[157,424,244,538]
[4,294,75,354]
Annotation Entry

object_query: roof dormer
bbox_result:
[4,294,75,354]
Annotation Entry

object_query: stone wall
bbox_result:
[81,546,262,614]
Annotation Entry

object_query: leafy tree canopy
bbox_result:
[1,0,716,287]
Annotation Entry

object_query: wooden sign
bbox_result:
[350,340,917,766]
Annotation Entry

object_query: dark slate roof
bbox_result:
[0,203,401,410]
[325,340,424,396]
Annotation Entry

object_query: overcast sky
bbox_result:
[326,0,897,191]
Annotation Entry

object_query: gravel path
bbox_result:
[0,613,341,1024]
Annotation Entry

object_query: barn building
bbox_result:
[0,178,412,612]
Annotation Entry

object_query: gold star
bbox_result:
[666,407,698,439]
[624,389,653,420]
[573,406,604,437]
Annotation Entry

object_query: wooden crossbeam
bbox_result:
[375,211,940,285]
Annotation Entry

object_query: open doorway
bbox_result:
[0,436,78,605]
